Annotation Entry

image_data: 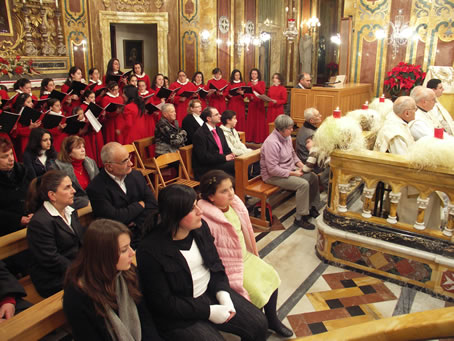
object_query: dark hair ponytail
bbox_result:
[26,170,67,213]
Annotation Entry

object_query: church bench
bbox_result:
[234,149,280,230]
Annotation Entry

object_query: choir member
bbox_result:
[266,73,288,125]
[138,79,156,137]
[11,78,37,105]
[39,78,55,100]
[119,85,146,144]
[104,58,126,87]
[80,91,104,167]
[0,85,9,101]
[61,66,83,112]
[88,67,105,99]
[101,81,125,144]
[128,74,138,87]
[226,69,246,132]
[46,98,68,152]
[246,68,267,143]
[133,62,151,90]
[192,71,207,109]
[206,68,228,114]
[169,70,198,126]
[23,127,57,181]
[163,76,170,88]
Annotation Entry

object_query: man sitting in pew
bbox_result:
[0,260,32,323]
[86,142,158,248]
[192,106,235,179]
[261,115,320,230]
[0,137,32,237]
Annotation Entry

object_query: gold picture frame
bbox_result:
[0,0,13,37]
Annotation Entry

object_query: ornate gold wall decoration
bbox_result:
[155,0,164,8]
[115,0,151,11]
[103,0,112,8]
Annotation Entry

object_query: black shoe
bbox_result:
[294,216,315,230]
[269,321,294,337]
[310,206,320,218]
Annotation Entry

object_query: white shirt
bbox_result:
[105,169,127,194]
[179,239,211,298]
[192,113,204,127]
[37,152,47,166]
[43,201,75,232]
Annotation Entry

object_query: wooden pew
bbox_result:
[234,149,280,230]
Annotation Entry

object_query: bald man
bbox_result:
[408,86,440,140]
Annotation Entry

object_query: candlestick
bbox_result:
[333,107,341,118]
[362,101,369,110]
[40,0,43,5]
[434,128,444,139]
[379,95,385,103]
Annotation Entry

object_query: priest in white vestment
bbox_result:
[427,78,454,135]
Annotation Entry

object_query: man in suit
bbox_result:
[295,73,312,89]
[192,106,235,179]
[86,142,158,247]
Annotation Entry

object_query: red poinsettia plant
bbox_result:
[326,62,339,73]
[0,55,39,78]
[384,62,426,97]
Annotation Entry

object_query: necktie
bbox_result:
[212,129,223,154]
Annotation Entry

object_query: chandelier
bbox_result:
[283,19,298,42]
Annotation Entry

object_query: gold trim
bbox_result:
[98,11,169,75]
[0,0,14,37]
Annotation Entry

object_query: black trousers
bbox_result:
[160,290,268,341]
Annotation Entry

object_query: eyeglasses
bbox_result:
[106,155,132,165]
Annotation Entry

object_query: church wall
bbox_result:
[345,0,454,97]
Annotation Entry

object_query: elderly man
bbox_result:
[408,86,440,140]
[154,103,187,156]
[86,142,158,247]
[374,96,441,229]
[295,108,329,189]
[295,73,312,89]
[427,78,454,135]
[192,106,235,179]
[261,114,320,230]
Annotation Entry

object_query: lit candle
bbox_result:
[40,0,43,5]
[434,128,444,139]
[56,0,58,8]
[379,94,385,103]
[362,101,369,110]
[333,107,341,118]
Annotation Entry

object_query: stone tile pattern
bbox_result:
[287,271,397,337]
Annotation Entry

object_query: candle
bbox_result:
[379,95,385,103]
[40,0,43,5]
[362,101,369,110]
[434,128,444,139]
[333,107,341,118]
[56,0,58,8]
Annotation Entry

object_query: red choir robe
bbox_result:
[245,80,267,143]
[100,93,125,144]
[226,81,247,132]
[266,85,288,125]
[193,83,207,110]
[61,83,82,114]
[140,90,159,137]
[46,110,68,152]
[169,81,198,126]
[118,102,144,144]
[135,73,151,90]
[80,101,104,167]
[206,78,228,114]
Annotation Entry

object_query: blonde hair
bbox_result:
[58,135,85,163]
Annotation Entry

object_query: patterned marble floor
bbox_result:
[249,192,452,340]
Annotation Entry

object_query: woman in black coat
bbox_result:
[137,184,267,341]
[63,219,162,341]
[22,127,57,181]
[26,170,84,298]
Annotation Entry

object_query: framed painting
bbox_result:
[0,0,13,36]
[123,40,144,68]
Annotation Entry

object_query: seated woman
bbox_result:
[181,99,204,145]
[154,103,187,156]
[198,170,293,337]
[63,219,162,340]
[137,184,268,341]
[0,137,32,237]
[55,136,99,209]
[26,170,84,298]
[23,127,57,181]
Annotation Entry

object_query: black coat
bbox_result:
[181,114,203,145]
[22,150,56,181]
[192,123,233,178]
[136,220,231,332]
[27,206,84,298]
[86,169,158,239]
[0,163,30,236]
[0,260,26,301]
[63,283,163,341]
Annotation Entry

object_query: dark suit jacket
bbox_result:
[192,123,233,178]
[181,114,203,145]
[86,169,158,237]
[22,150,57,181]
[137,220,231,332]
[27,206,84,298]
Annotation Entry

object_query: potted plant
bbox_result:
[384,62,426,101]
[0,55,39,79]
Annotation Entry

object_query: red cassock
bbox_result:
[226,81,246,133]
[169,81,198,126]
[141,90,159,137]
[136,73,151,90]
[119,102,144,145]
[80,102,104,167]
[193,83,207,110]
[0,89,9,100]
[206,78,228,114]
[101,94,125,144]
[46,111,68,153]
[245,80,267,143]
[266,85,288,125]
[61,83,82,114]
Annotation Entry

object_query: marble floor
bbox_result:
[248,192,453,340]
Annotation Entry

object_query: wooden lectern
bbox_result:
[290,83,372,125]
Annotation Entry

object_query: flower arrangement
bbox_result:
[384,62,426,98]
[0,55,39,78]
[326,62,339,76]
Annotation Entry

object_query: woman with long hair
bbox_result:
[63,219,162,340]
[101,81,125,144]
[55,135,99,209]
[119,85,146,144]
[169,70,198,126]
[198,170,293,337]
[11,78,38,105]
[245,68,267,143]
[104,58,126,88]
[39,78,55,100]
[61,66,83,112]
[226,69,246,132]
[23,127,57,180]
[266,73,288,125]
[88,67,104,96]
[26,169,84,298]
[137,184,268,340]
[132,62,151,90]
